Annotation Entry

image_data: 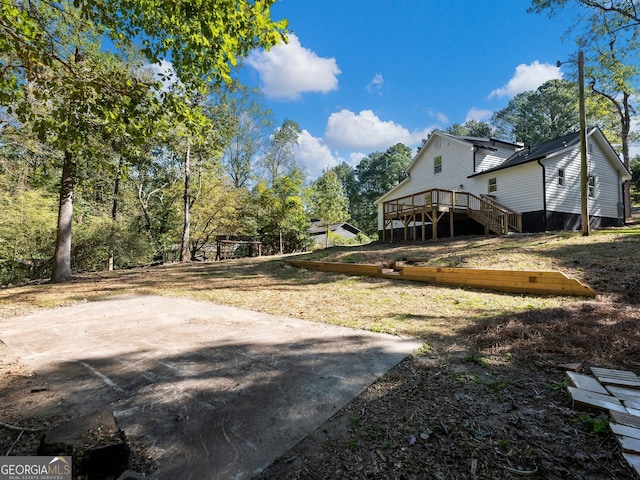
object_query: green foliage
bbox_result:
[573,413,610,436]
[352,143,412,235]
[72,216,153,272]
[492,79,583,144]
[261,119,301,185]
[254,171,310,254]
[446,120,494,137]
[309,170,349,247]
[631,155,640,205]
[0,187,57,284]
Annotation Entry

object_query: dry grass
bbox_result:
[1,229,639,365]
[3,229,640,479]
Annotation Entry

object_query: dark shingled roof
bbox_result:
[469,130,581,177]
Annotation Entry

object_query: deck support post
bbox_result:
[431,207,437,240]
[450,207,454,238]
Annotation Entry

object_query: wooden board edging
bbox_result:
[286,260,596,297]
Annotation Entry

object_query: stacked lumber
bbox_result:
[567,368,640,476]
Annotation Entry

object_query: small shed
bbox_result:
[309,221,362,247]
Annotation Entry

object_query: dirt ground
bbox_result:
[1,230,640,479]
[257,308,640,480]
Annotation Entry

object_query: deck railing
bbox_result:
[383,188,522,234]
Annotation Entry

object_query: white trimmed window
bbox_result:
[434,155,442,175]
[588,175,596,198]
[488,177,497,193]
[558,168,565,187]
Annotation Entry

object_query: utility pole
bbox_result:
[578,51,590,236]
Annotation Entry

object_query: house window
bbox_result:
[558,168,565,186]
[488,177,497,193]
[434,155,442,175]
[588,175,596,198]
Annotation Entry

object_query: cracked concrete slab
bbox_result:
[0,295,424,479]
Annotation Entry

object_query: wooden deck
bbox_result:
[287,260,596,297]
[382,188,523,241]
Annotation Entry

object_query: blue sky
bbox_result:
[239,0,584,180]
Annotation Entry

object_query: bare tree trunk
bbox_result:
[180,140,191,262]
[51,150,76,282]
[108,155,124,271]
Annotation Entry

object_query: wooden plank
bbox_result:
[566,372,609,395]
[610,423,640,440]
[397,266,595,296]
[285,261,596,297]
[622,453,640,476]
[567,386,627,413]
[591,367,640,381]
[610,411,640,429]
[591,368,640,389]
[625,401,640,411]
[618,435,640,454]
[607,385,640,401]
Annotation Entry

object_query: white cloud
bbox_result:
[428,110,449,125]
[246,34,340,101]
[489,61,563,99]
[350,152,367,164]
[366,73,384,94]
[325,109,432,150]
[466,108,492,122]
[146,59,179,91]
[295,130,344,179]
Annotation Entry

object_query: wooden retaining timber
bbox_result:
[286,260,596,297]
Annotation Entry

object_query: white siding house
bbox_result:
[376,127,630,240]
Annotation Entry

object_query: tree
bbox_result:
[328,161,359,226]
[254,170,309,254]
[353,143,412,236]
[631,155,640,205]
[262,119,301,186]
[309,170,349,248]
[530,1,640,26]
[491,80,581,144]
[189,166,241,260]
[530,0,639,217]
[223,87,272,189]
[445,120,494,137]
[0,0,287,281]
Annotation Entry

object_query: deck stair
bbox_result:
[382,188,522,241]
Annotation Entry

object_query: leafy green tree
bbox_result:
[262,119,301,186]
[328,161,359,226]
[446,120,494,137]
[0,0,287,281]
[0,187,57,284]
[530,1,640,26]
[530,0,640,217]
[631,155,640,205]
[353,143,412,236]
[492,79,581,144]
[223,87,273,189]
[189,165,241,260]
[255,170,309,254]
[309,170,349,248]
